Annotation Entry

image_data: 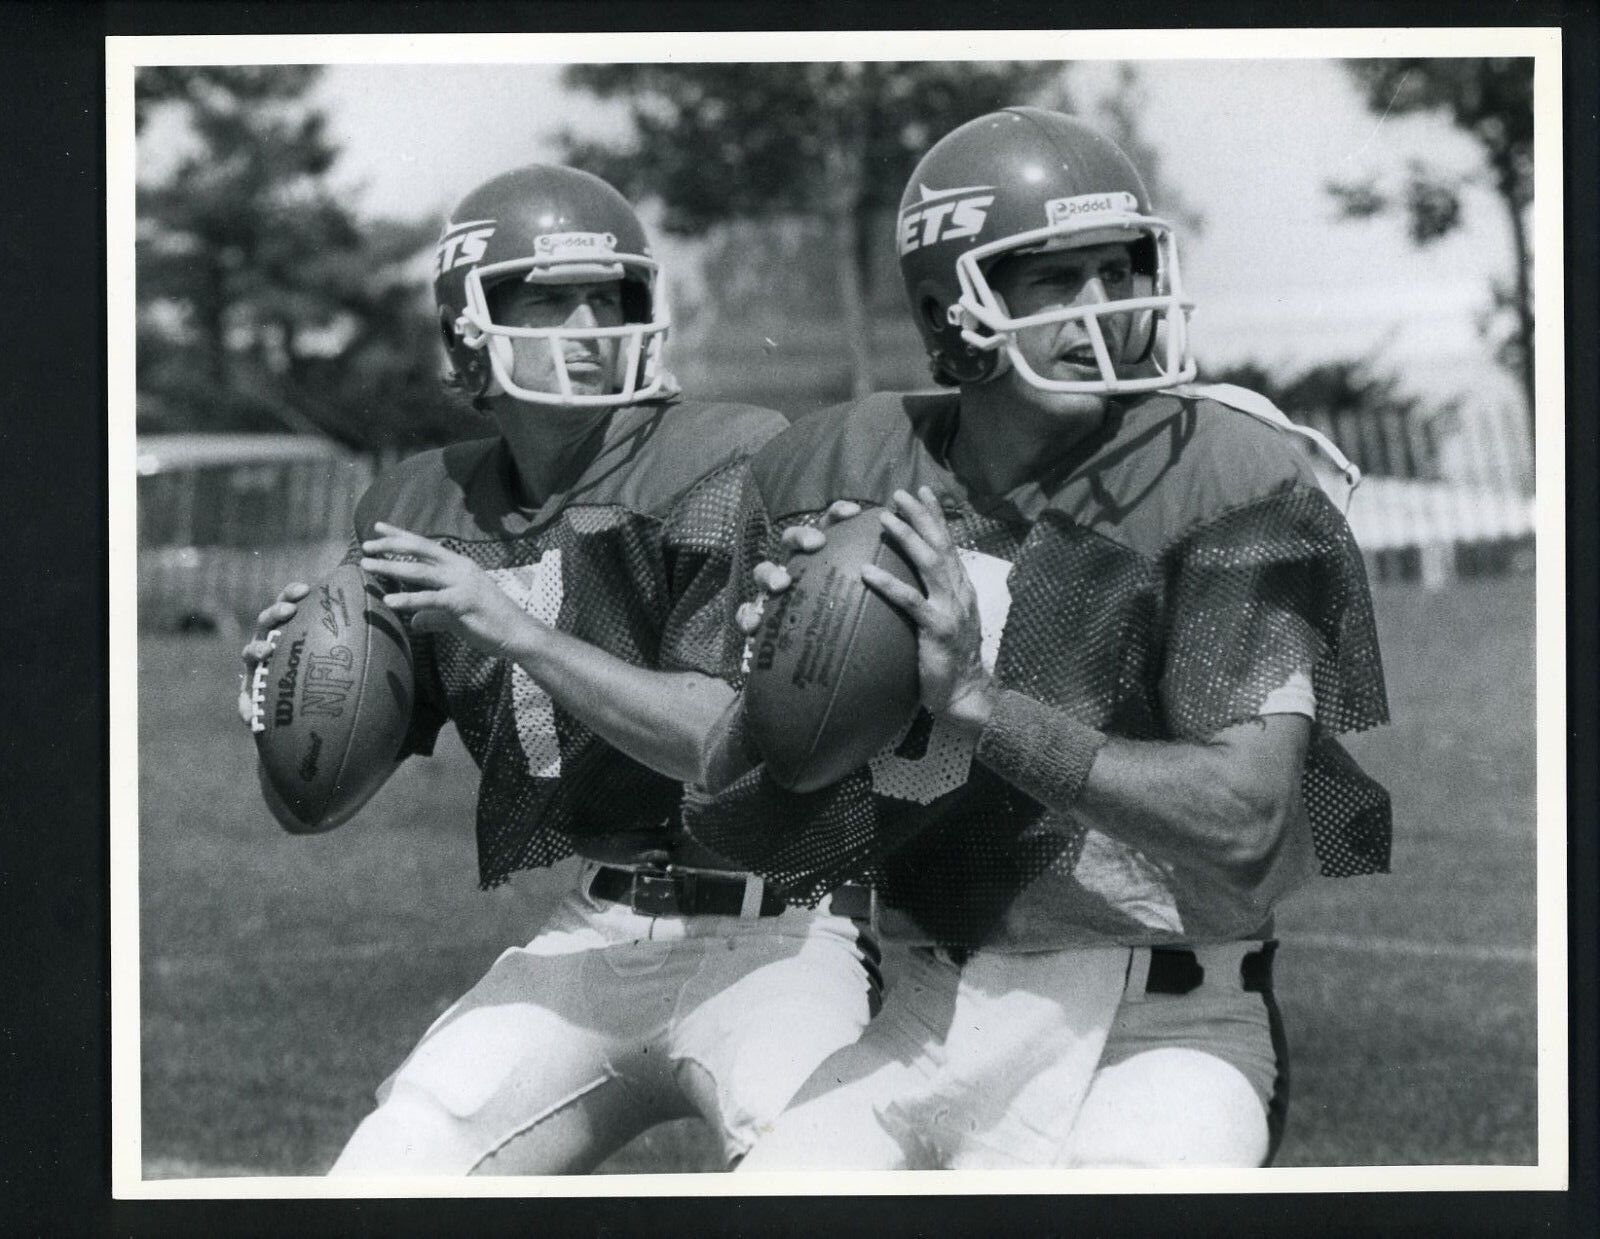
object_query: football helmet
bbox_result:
[898,107,1195,395]
[433,164,674,407]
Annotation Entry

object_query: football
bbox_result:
[745,509,923,792]
[250,564,414,832]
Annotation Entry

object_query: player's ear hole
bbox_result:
[921,297,947,334]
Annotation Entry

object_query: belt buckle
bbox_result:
[828,883,875,923]
[630,868,685,917]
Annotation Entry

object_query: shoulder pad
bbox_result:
[594,400,789,516]
[1057,389,1342,550]
[353,438,505,541]
[1163,382,1360,511]
[752,391,956,519]
[660,399,790,462]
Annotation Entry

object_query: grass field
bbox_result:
[133,574,1539,1177]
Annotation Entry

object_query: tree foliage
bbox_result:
[1326,59,1534,430]
[559,62,1065,396]
[135,66,484,451]
[135,66,324,134]
[563,62,1064,231]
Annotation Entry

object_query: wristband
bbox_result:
[975,689,1107,809]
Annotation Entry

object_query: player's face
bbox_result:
[488,277,626,399]
[987,243,1141,413]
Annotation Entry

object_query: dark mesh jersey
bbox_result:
[349,398,787,888]
[684,389,1392,949]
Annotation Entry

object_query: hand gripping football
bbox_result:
[249,565,414,831]
[745,510,923,792]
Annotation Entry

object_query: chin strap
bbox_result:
[1163,381,1362,511]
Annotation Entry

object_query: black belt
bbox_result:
[588,864,790,918]
[1146,942,1276,995]
[587,866,877,921]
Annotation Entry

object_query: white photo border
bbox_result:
[107,25,1568,1201]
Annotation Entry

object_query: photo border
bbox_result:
[94,14,1587,1226]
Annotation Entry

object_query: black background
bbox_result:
[2,1,1593,1234]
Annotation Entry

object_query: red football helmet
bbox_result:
[433,164,674,407]
[898,108,1195,395]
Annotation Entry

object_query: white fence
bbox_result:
[1346,476,1535,587]
[136,434,373,634]
[1335,381,1535,587]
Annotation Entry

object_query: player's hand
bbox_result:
[862,486,994,729]
[359,522,533,658]
[239,581,311,727]
[735,499,862,635]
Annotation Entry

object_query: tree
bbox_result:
[136,66,482,450]
[138,67,343,425]
[269,216,494,453]
[559,62,1066,397]
[1326,59,1534,437]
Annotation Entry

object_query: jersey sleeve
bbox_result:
[1156,484,1392,876]
[1157,484,1387,739]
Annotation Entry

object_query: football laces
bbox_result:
[249,630,280,734]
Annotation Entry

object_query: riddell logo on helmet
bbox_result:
[434,220,497,277]
[534,232,618,260]
[1045,192,1140,226]
[898,184,996,254]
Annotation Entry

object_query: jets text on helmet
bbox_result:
[898,185,996,255]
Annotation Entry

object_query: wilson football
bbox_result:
[250,564,414,831]
[745,510,923,792]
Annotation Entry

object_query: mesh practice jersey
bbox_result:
[352,399,787,888]
[685,389,1391,949]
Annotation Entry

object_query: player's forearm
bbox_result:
[968,687,1306,884]
[502,622,735,784]
[1071,731,1300,876]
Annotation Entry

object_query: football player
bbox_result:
[684,108,1392,1169]
[237,165,878,1175]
